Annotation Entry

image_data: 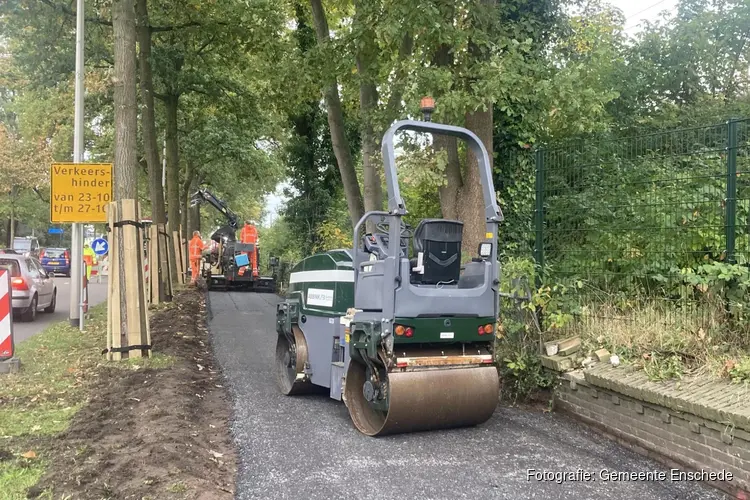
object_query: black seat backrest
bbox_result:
[412,219,463,284]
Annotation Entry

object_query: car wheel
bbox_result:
[44,290,57,313]
[22,295,38,322]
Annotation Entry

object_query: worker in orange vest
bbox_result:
[83,243,96,280]
[188,230,205,285]
[239,220,259,277]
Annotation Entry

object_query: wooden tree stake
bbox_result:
[106,199,151,361]
[173,230,185,285]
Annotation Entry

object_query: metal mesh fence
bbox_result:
[535,118,750,339]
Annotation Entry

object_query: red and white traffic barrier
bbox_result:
[0,269,15,362]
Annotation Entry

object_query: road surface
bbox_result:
[209,291,727,500]
[13,276,108,344]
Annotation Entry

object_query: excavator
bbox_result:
[189,187,278,292]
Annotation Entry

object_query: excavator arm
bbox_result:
[189,188,240,243]
[190,187,240,229]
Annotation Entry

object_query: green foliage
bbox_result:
[641,352,685,382]
[314,220,353,252]
[496,257,559,402]
[496,342,556,404]
[259,216,303,265]
[727,357,750,384]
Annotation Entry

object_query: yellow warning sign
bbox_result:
[50,163,113,223]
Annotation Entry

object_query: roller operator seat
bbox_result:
[410,219,463,285]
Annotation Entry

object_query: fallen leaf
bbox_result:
[210,450,223,458]
[31,425,41,432]
[21,450,37,459]
[197,364,204,371]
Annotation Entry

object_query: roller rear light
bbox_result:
[394,324,415,338]
[478,323,494,335]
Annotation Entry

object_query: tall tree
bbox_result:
[309,0,364,228]
[353,0,383,216]
[112,0,138,199]
[461,0,499,255]
[136,0,166,222]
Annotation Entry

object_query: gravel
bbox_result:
[209,291,728,500]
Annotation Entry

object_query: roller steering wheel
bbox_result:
[376,219,414,238]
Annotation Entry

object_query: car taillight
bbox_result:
[39,250,45,259]
[11,277,28,291]
[64,251,70,263]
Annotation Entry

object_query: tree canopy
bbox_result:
[0,0,747,257]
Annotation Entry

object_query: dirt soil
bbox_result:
[27,286,237,500]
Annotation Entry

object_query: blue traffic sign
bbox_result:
[91,238,109,255]
[48,228,64,234]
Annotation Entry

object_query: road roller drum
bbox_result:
[273,111,504,436]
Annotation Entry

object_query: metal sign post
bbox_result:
[70,0,85,330]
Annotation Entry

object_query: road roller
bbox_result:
[274,116,504,436]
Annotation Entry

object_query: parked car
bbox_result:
[40,247,72,277]
[0,249,19,254]
[0,255,57,322]
[12,237,40,258]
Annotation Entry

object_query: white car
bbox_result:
[0,254,57,322]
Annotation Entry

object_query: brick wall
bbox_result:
[555,373,749,499]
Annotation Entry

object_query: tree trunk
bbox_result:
[113,0,138,200]
[9,197,15,244]
[188,177,200,234]
[431,43,462,221]
[435,135,462,220]
[136,0,166,223]
[354,0,383,222]
[164,94,180,284]
[460,105,493,260]
[457,0,497,258]
[112,0,140,333]
[181,159,194,245]
[165,94,180,233]
[310,0,364,228]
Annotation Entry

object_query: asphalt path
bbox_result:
[209,290,728,500]
[13,275,108,344]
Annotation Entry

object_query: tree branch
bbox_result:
[150,22,201,33]
[383,31,414,127]
[32,186,49,204]
[39,0,112,26]
[39,1,217,32]
[151,21,230,33]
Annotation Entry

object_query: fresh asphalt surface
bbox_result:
[13,275,108,344]
[209,291,728,500]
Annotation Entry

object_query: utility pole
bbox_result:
[69,0,85,330]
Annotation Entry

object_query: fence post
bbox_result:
[534,147,545,287]
[726,119,739,264]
